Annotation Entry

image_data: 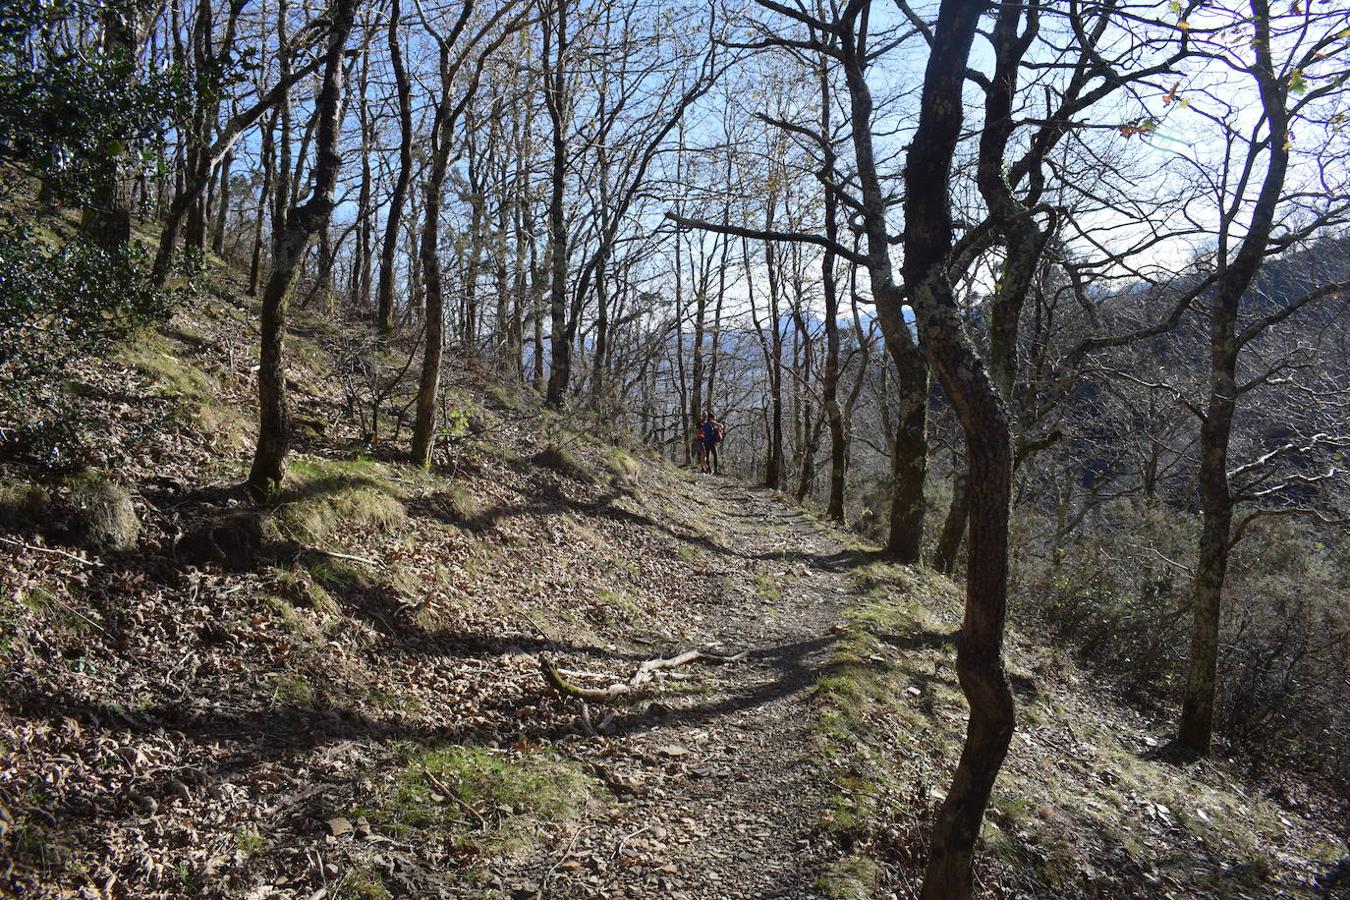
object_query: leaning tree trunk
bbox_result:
[410,86,455,467]
[247,0,358,498]
[893,0,1015,895]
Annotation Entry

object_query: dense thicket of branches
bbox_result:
[3,0,1349,892]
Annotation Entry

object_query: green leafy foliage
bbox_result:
[0,0,192,207]
[0,221,192,468]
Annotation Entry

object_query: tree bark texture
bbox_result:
[246,0,358,498]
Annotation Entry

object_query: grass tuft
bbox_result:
[351,743,596,873]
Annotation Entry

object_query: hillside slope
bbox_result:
[2,264,1346,898]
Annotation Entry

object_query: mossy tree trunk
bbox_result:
[247,0,358,499]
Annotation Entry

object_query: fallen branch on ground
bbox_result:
[540,647,748,702]
[305,546,381,567]
[1,536,102,567]
[424,768,486,829]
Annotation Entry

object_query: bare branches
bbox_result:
[665,211,867,267]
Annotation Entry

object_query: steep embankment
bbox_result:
[0,266,846,897]
[3,263,1346,899]
[813,559,1347,899]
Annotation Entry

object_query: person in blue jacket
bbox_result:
[700,410,723,475]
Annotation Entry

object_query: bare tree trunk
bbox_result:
[351,40,373,313]
[247,0,358,498]
[933,458,969,574]
[409,0,522,462]
[1179,1,1290,754]
[411,55,458,467]
[410,166,446,467]
[821,241,846,518]
[248,113,277,296]
[542,0,571,408]
[211,148,233,256]
[818,50,845,521]
[532,238,545,389]
[764,240,785,490]
[836,12,927,562]
[375,0,412,334]
[151,0,310,285]
[674,231,690,466]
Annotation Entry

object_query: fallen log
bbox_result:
[540,648,748,703]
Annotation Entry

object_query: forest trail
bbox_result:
[516,478,854,899]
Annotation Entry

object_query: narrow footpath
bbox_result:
[512,479,859,900]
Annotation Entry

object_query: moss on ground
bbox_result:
[337,869,392,900]
[273,456,408,545]
[266,672,317,706]
[120,331,254,450]
[348,742,596,891]
[815,558,1334,897]
[533,443,595,484]
[753,573,783,603]
[63,470,139,551]
[593,589,646,627]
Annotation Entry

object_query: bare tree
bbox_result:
[247,0,360,497]
[410,0,527,468]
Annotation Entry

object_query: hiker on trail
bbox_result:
[701,410,723,475]
[694,415,711,472]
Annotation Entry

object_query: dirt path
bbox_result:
[521,479,856,900]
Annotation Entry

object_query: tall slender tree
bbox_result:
[247,0,360,497]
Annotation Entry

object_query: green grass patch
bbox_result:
[120,332,254,450]
[234,826,265,857]
[337,869,392,900]
[486,382,526,411]
[352,743,596,871]
[266,672,316,706]
[533,442,595,484]
[753,573,783,603]
[817,856,880,900]
[592,589,645,627]
[674,543,702,563]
